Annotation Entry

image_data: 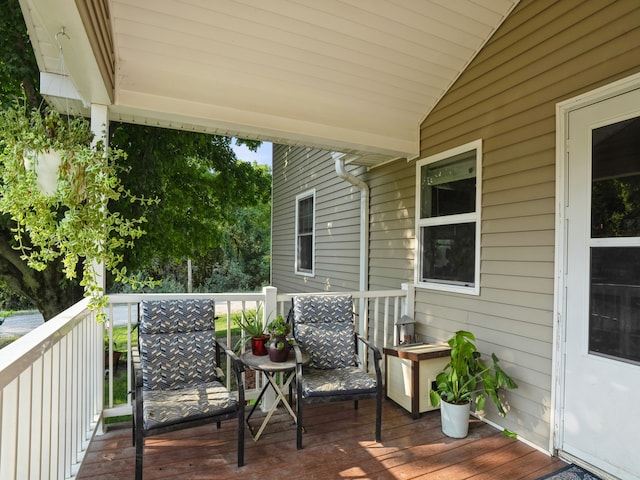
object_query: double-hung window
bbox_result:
[295,190,315,276]
[416,140,481,294]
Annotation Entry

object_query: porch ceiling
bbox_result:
[19,0,518,166]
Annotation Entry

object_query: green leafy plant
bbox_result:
[267,314,291,350]
[0,98,159,320]
[267,314,290,338]
[429,330,518,416]
[234,306,268,338]
[233,306,269,352]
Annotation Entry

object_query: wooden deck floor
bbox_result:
[78,399,566,479]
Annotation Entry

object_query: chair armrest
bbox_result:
[356,334,383,380]
[356,334,383,364]
[217,340,245,393]
[292,343,304,365]
[131,345,143,390]
[292,343,303,402]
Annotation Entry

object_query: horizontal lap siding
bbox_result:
[416,0,640,449]
[366,160,415,290]
[271,145,362,293]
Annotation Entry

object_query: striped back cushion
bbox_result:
[139,299,217,391]
[293,295,356,369]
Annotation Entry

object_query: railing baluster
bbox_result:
[0,288,409,479]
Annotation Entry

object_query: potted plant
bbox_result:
[267,314,291,362]
[234,306,270,355]
[104,335,124,373]
[429,330,518,438]
[0,98,158,321]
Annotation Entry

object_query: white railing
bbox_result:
[102,291,268,419]
[0,298,102,480]
[0,285,413,479]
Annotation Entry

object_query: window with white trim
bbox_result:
[295,190,315,276]
[416,140,481,294]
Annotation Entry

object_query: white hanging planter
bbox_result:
[24,149,62,196]
[440,399,471,438]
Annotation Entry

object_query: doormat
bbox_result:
[536,464,602,480]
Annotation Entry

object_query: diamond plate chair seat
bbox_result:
[142,381,238,430]
[291,295,383,449]
[132,299,245,480]
[139,330,219,390]
[300,366,377,397]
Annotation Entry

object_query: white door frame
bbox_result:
[553,71,640,462]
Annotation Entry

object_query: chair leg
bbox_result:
[375,390,382,443]
[354,400,359,410]
[296,397,303,450]
[135,429,143,480]
[237,413,244,467]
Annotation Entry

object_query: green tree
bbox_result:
[0,0,86,319]
[109,124,270,272]
[0,0,38,107]
[0,0,272,318]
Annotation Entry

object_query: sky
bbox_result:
[231,139,272,168]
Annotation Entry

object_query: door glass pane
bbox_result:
[591,116,640,238]
[589,247,640,364]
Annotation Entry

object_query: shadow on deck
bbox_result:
[78,399,566,479]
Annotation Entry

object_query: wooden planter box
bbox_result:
[384,343,451,419]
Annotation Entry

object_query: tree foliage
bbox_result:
[0,0,272,318]
[109,124,271,273]
[0,0,38,108]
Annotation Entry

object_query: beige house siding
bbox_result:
[271,145,363,293]
[269,0,640,452]
[365,159,415,291]
[415,0,640,449]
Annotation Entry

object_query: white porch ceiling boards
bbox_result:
[20,0,518,165]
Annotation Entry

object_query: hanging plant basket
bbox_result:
[23,149,63,196]
[0,97,159,319]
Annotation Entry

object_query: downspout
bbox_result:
[333,152,369,294]
[334,153,369,354]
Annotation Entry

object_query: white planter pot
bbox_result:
[440,399,470,438]
[24,150,62,196]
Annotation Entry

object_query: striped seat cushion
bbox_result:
[140,299,215,334]
[142,381,237,430]
[139,330,218,390]
[139,299,218,391]
[300,366,377,397]
[293,295,356,369]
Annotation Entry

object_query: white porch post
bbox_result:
[90,104,108,434]
[90,104,109,299]
[261,286,278,411]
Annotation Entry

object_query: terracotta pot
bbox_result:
[251,336,270,356]
[104,350,123,373]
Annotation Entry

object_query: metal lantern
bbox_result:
[395,315,417,345]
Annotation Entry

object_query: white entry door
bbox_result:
[561,83,640,480]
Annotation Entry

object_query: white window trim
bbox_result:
[295,189,316,277]
[415,139,482,295]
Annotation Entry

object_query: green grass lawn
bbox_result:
[0,336,18,349]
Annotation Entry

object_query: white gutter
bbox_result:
[333,153,369,293]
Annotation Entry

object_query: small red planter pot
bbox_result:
[251,336,270,356]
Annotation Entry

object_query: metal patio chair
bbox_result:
[291,294,382,449]
[132,299,244,479]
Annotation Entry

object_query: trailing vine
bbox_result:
[0,97,159,319]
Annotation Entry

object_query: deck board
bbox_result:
[77,399,566,479]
